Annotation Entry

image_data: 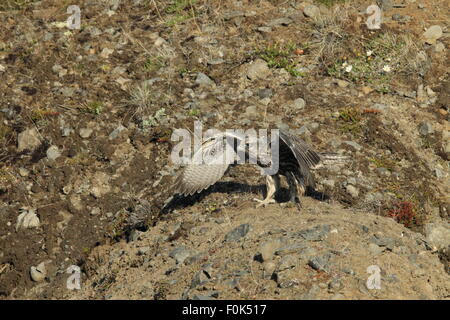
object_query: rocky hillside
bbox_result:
[0,0,448,299]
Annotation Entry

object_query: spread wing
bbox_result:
[173,131,242,196]
[279,130,321,187]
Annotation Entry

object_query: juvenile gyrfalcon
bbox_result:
[164,129,347,209]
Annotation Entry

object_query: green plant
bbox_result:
[84,101,103,115]
[143,56,165,72]
[257,42,304,77]
[337,107,362,135]
[165,0,197,26]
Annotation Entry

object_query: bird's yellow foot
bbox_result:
[253,198,276,208]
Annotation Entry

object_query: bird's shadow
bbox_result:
[162,181,329,213]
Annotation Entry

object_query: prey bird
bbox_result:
[163,129,349,210]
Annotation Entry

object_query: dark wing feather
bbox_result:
[278,130,321,187]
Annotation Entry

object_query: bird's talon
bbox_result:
[253,198,276,208]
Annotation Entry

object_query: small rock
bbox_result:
[267,17,293,27]
[18,168,29,177]
[328,278,343,292]
[61,127,73,137]
[392,14,402,21]
[434,42,445,53]
[275,242,308,256]
[423,25,443,44]
[291,98,306,110]
[169,246,196,264]
[424,222,450,251]
[336,80,350,88]
[30,262,47,282]
[223,10,245,20]
[278,255,297,271]
[109,124,127,140]
[246,59,270,80]
[343,140,362,151]
[263,261,277,278]
[418,122,434,136]
[303,5,320,18]
[259,239,281,261]
[297,224,330,241]
[17,127,41,152]
[368,243,385,255]
[195,72,215,87]
[346,185,359,198]
[79,128,93,138]
[100,47,114,58]
[379,0,393,10]
[225,224,250,242]
[46,145,61,161]
[257,26,272,33]
[361,86,374,94]
[308,254,331,271]
[257,88,273,99]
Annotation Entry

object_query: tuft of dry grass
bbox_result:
[306,5,352,66]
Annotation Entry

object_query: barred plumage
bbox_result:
[164,129,349,209]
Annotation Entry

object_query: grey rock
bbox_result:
[368,243,385,255]
[207,58,225,65]
[259,239,281,261]
[257,88,273,99]
[61,127,73,137]
[298,247,317,260]
[372,103,388,111]
[17,128,41,152]
[79,128,93,138]
[169,246,196,264]
[275,242,308,256]
[109,124,127,140]
[418,122,434,136]
[190,269,211,289]
[223,10,245,20]
[434,42,445,53]
[246,59,270,80]
[291,97,306,110]
[257,26,272,33]
[303,5,320,18]
[299,284,319,300]
[195,72,215,87]
[278,255,297,271]
[138,246,150,255]
[225,224,250,242]
[423,25,443,44]
[392,14,402,21]
[267,17,293,27]
[370,236,399,250]
[424,222,450,251]
[346,185,359,198]
[297,224,330,241]
[192,294,216,300]
[342,267,355,275]
[328,278,343,292]
[308,254,331,271]
[343,140,362,151]
[46,145,61,161]
[378,0,393,10]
